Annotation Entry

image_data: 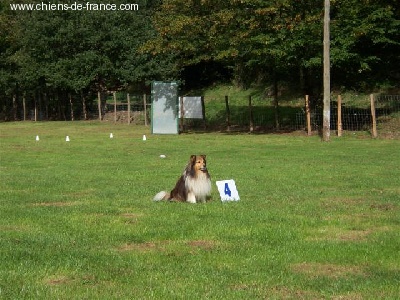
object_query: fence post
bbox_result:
[34,95,37,122]
[113,91,117,124]
[23,93,26,121]
[201,96,206,130]
[127,93,131,125]
[305,95,311,135]
[225,95,230,131]
[12,94,17,121]
[337,94,342,137]
[370,94,378,138]
[143,93,148,126]
[179,96,184,132]
[44,93,48,120]
[81,91,87,120]
[97,91,102,121]
[249,95,254,133]
[69,93,74,121]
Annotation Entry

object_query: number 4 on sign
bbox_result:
[216,180,240,202]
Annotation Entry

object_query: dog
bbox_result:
[153,155,211,203]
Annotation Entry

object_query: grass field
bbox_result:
[1,121,399,299]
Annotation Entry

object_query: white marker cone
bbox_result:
[110,133,113,138]
[36,135,39,141]
[142,135,147,141]
[66,136,70,142]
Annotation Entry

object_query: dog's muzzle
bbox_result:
[200,166,207,172]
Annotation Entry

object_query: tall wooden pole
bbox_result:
[323,0,331,141]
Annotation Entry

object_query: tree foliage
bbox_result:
[144,0,399,90]
[0,0,399,120]
[0,0,173,119]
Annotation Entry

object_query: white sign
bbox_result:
[179,96,203,119]
[216,180,240,202]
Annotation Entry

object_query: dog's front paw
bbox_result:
[186,192,196,203]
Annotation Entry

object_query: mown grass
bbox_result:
[1,121,399,299]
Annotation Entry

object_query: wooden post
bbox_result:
[127,93,131,125]
[42,93,49,121]
[179,96,184,132]
[337,94,342,137]
[273,75,280,130]
[44,92,48,120]
[97,91,102,121]
[305,95,311,136]
[113,91,117,124]
[12,94,17,121]
[38,93,42,121]
[143,93,148,126]
[34,95,37,122]
[201,96,206,130]
[225,95,230,132]
[370,94,377,138]
[23,93,26,121]
[249,95,254,133]
[81,91,87,120]
[69,93,74,121]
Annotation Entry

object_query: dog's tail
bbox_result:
[153,191,170,201]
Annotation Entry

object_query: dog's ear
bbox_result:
[200,155,206,161]
[189,155,196,163]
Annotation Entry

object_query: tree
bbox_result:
[330,0,400,89]
[1,0,172,120]
[146,0,399,89]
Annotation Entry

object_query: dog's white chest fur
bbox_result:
[185,172,211,203]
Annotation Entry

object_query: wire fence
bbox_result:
[293,95,400,133]
[1,93,399,136]
[202,94,399,136]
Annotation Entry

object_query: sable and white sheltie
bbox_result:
[153,155,211,203]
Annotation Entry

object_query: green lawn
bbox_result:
[1,122,399,299]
